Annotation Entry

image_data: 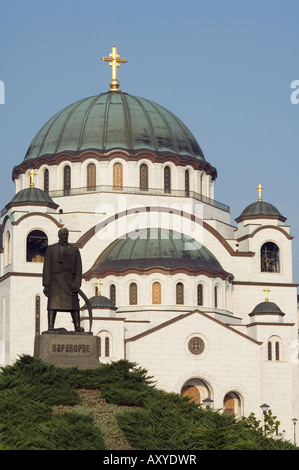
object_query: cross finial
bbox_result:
[96,279,103,296]
[263,287,270,302]
[256,183,264,201]
[28,169,37,188]
[102,45,128,92]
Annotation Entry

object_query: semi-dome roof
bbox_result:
[24,92,205,162]
[235,201,286,223]
[81,295,117,311]
[88,228,232,280]
[5,187,58,210]
[249,301,285,316]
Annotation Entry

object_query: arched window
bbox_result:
[63,165,71,196]
[4,231,11,266]
[129,282,138,305]
[35,295,41,336]
[87,162,96,191]
[261,242,280,273]
[152,282,161,304]
[176,282,184,304]
[267,336,282,361]
[164,166,171,194]
[214,286,219,308]
[113,162,123,189]
[26,230,48,262]
[197,284,203,306]
[268,341,272,360]
[98,331,112,358]
[44,169,49,193]
[185,170,190,196]
[105,337,110,357]
[110,284,116,306]
[140,164,148,191]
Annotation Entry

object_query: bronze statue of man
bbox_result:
[42,227,84,332]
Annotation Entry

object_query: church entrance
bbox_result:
[181,378,211,405]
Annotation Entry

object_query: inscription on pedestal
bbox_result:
[34,331,100,369]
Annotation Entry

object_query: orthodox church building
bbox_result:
[0,47,298,440]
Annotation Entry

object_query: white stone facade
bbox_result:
[1,125,298,443]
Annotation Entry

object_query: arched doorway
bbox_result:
[181,378,211,405]
[223,392,242,418]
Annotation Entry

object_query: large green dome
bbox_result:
[24,92,205,162]
[88,228,232,280]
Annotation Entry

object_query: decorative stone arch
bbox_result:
[181,377,213,405]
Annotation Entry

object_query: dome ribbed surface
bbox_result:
[7,187,58,208]
[24,92,205,162]
[236,201,286,222]
[81,295,117,310]
[250,301,284,316]
[92,228,227,275]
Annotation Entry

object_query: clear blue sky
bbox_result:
[1,0,299,284]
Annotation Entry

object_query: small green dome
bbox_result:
[24,92,205,162]
[249,301,285,316]
[6,187,58,209]
[81,295,117,311]
[235,201,286,223]
[90,228,232,279]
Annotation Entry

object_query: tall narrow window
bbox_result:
[164,166,171,194]
[105,337,110,357]
[176,282,184,304]
[261,242,280,273]
[35,295,40,336]
[152,282,161,304]
[113,162,123,189]
[44,169,49,193]
[26,230,48,262]
[129,282,138,305]
[268,341,272,360]
[63,165,71,196]
[275,341,280,361]
[214,286,218,308]
[110,284,116,306]
[185,170,190,196]
[267,336,282,361]
[4,231,11,266]
[140,164,149,191]
[197,284,203,306]
[87,162,96,191]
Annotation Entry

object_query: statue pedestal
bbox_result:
[34,329,100,369]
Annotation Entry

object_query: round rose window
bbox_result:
[188,337,205,355]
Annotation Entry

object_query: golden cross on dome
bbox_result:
[102,45,128,92]
[256,183,264,201]
[96,279,103,296]
[28,169,37,188]
[263,287,270,302]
